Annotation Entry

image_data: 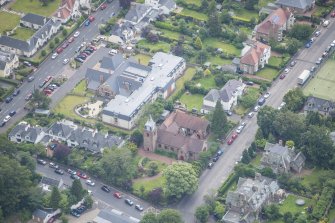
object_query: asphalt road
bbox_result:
[35,162,153,220]
[0,0,121,133]
[177,18,335,222]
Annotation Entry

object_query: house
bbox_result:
[0,18,61,57]
[8,120,123,154]
[124,2,153,25]
[303,96,335,117]
[201,79,246,113]
[39,176,63,192]
[143,110,210,160]
[222,173,280,223]
[0,50,19,77]
[53,0,81,24]
[255,8,295,42]
[8,122,45,143]
[0,0,11,6]
[32,208,60,223]
[101,52,186,130]
[261,142,306,174]
[109,21,135,45]
[21,13,48,30]
[145,0,176,15]
[240,41,271,74]
[93,209,140,223]
[275,0,315,14]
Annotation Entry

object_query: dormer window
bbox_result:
[308,103,313,107]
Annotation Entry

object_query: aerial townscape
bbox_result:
[1,0,335,222]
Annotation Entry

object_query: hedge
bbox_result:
[312,186,334,219]
[241,76,271,86]
[154,21,180,32]
[217,173,238,197]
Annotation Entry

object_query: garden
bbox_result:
[10,27,35,41]
[0,11,20,34]
[10,0,61,17]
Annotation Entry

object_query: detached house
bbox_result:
[145,0,176,15]
[53,0,81,24]
[223,174,280,223]
[143,110,210,161]
[255,8,295,42]
[240,41,271,74]
[303,96,335,117]
[202,79,246,113]
[0,50,19,77]
[21,13,48,30]
[275,0,315,14]
[124,3,153,25]
[261,142,306,174]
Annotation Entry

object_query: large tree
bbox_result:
[288,24,313,41]
[140,209,184,223]
[211,101,228,138]
[70,179,85,203]
[163,163,198,199]
[99,148,135,188]
[257,106,277,138]
[195,205,209,223]
[30,89,51,109]
[49,187,61,209]
[283,88,306,112]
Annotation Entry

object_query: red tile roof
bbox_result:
[54,0,76,20]
[256,8,291,35]
[240,41,270,66]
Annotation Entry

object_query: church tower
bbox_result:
[143,116,157,152]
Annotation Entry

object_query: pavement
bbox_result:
[0,0,121,133]
[177,18,335,222]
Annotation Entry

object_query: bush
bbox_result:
[217,173,238,196]
[49,42,55,49]
[41,50,46,57]
[55,37,60,44]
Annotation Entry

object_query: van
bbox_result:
[258,97,266,106]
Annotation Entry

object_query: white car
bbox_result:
[3,115,11,122]
[74,31,80,37]
[278,102,286,110]
[109,49,118,55]
[284,68,290,73]
[51,53,58,59]
[264,92,270,99]
[247,112,254,118]
[236,125,244,134]
[63,58,69,64]
[254,105,260,112]
[86,180,95,186]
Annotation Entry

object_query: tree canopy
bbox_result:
[140,209,184,223]
[211,101,228,138]
[283,88,306,112]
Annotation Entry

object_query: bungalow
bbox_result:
[201,79,246,113]
[53,0,81,24]
[0,50,19,77]
[255,8,295,42]
[275,0,315,14]
[240,41,271,74]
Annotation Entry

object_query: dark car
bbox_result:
[55,168,64,175]
[70,210,80,218]
[75,57,84,63]
[76,206,86,214]
[245,81,254,86]
[85,48,94,53]
[101,185,111,193]
[0,121,5,127]
[9,110,16,116]
[279,74,286,79]
[83,50,91,55]
[213,156,219,162]
[5,96,13,103]
[13,89,20,96]
[217,149,223,156]
[125,199,134,206]
[258,97,266,106]
[77,55,86,60]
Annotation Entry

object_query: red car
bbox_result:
[279,74,286,79]
[88,16,95,22]
[89,45,97,51]
[227,138,234,145]
[113,192,122,199]
[68,37,74,43]
[100,3,107,10]
[77,172,88,179]
[43,89,52,95]
[331,11,335,17]
[232,133,238,140]
[56,48,63,54]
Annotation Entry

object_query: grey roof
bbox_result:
[85,68,110,90]
[159,0,175,10]
[0,60,6,70]
[95,209,139,223]
[275,0,314,10]
[304,96,335,114]
[0,50,15,63]
[0,36,31,52]
[33,209,49,220]
[266,143,288,155]
[40,176,60,187]
[48,122,74,138]
[8,123,43,142]
[125,3,151,23]
[204,89,220,102]
[100,54,124,70]
[204,79,243,102]
[21,13,47,26]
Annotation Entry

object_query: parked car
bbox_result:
[208,162,214,168]
[62,42,69,49]
[49,162,59,169]
[310,66,316,72]
[331,11,335,17]
[315,31,321,37]
[70,210,80,218]
[109,49,118,55]
[227,138,234,145]
[100,3,107,10]
[86,180,95,186]
[264,92,270,99]
[284,68,290,73]
[113,192,122,199]
[212,156,219,162]
[5,96,13,103]
[13,89,20,96]
[37,159,47,165]
[88,16,95,22]
[63,58,69,65]
[74,31,80,37]
[279,74,286,79]
[290,60,297,67]
[9,110,16,116]
[71,174,80,180]
[56,48,63,54]
[85,47,94,53]
[232,133,238,139]
[51,53,58,59]
[23,61,32,67]
[67,169,76,175]
[85,20,90,26]
[245,81,254,86]
[3,115,11,122]
[135,204,144,211]
[247,112,254,118]
[55,168,64,175]
[253,105,260,112]
[0,122,5,127]
[236,125,244,134]
[217,149,223,156]
[278,102,286,110]
[39,81,47,88]
[77,172,88,179]
[75,57,84,63]
[101,185,111,193]
[68,36,74,43]
[125,199,134,206]
[258,97,266,106]
[28,76,35,82]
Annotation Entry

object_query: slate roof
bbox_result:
[0,60,6,70]
[33,209,49,220]
[303,96,335,114]
[100,54,124,70]
[204,79,244,103]
[124,3,151,23]
[8,123,43,142]
[47,122,74,138]
[275,0,314,10]
[240,41,270,66]
[85,68,110,91]
[21,13,47,26]
[40,176,61,187]
[0,50,15,63]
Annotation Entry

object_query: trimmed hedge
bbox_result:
[217,173,238,197]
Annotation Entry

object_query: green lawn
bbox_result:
[133,175,166,194]
[156,28,191,42]
[197,75,216,89]
[183,0,201,6]
[303,58,335,101]
[328,208,335,223]
[203,38,240,56]
[72,80,91,95]
[134,54,152,66]
[234,8,259,21]
[250,154,262,167]
[11,27,35,41]
[0,11,20,34]
[239,27,253,35]
[11,0,61,17]
[53,95,91,120]
[278,194,313,215]
[208,56,232,66]
[257,67,279,80]
[268,57,283,68]
[138,40,170,53]
[179,93,204,111]
[178,8,208,21]
[171,67,196,98]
